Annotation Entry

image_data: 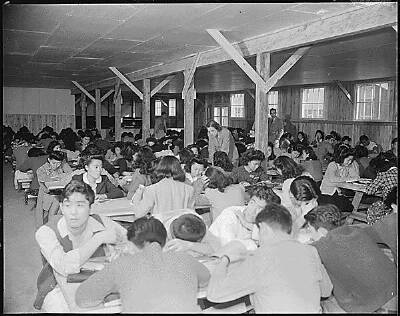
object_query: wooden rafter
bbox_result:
[151,75,175,97]
[206,29,267,90]
[263,46,310,93]
[100,89,114,102]
[334,80,353,104]
[109,67,143,100]
[392,23,397,32]
[71,81,95,102]
[245,89,255,100]
[182,53,201,99]
[112,79,121,106]
[71,3,396,94]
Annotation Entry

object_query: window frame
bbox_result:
[354,81,389,121]
[267,90,279,118]
[230,93,245,119]
[300,86,326,120]
[155,99,162,117]
[168,99,176,117]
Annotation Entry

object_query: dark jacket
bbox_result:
[72,174,124,199]
[19,155,49,190]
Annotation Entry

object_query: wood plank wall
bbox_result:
[279,80,397,151]
[4,114,75,135]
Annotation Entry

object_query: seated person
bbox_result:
[315,134,335,170]
[208,186,281,250]
[75,216,210,313]
[299,146,323,183]
[206,203,332,313]
[388,137,397,157]
[230,148,269,185]
[34,180,127,312]
[320,147,360,195]
[262,142,276,169]
[290,143,304,164]
[212,151,234,176]
[19,147,48,193]
[186,144,200,158]
[193,167,246,221]
[126,147,156,200]
[295,131,309,147]
[36,151,82,228]
[289,176,354,236]
[354,144,375,179]
[358,134,382,158]
[339,136,352,150]
[299,204,397,313]
[72,154,124,201]
[184,157,208,184]
[131,156,195,218]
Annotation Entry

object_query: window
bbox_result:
[168,99,176,117]
[214,106,229,126]
[268,90,279,117]
[355,82,389,120]
[230,93,245,118]
[301,87,325,119]
[155,100,162,116]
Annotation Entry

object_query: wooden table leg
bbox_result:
[346,191,366,224]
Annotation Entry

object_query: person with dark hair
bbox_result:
[231,148,268,185]
[177,147,194,170]
[268,108,284,144]
[36,151,81,228]
[274,135,292,158]
[75,216,210,313]
[273,156,312,210]
[19,147,49,191]
[72,154,124,201]
[81,143,118,178]
[298,204,397,313]
[197,125,209,141]
[314,134,335,169]
[126,147,156,200]
[206,120,239,167]
[296,131,309,147]
[77,131,92,153]
[299,146,323,184]
[194,167,246,220]
[288,176,353,234]
[213,150,234,174]
[367,186,397,225]
[131,156,195,218]
[388,137,397,157]
[186,144,200,158]
[340,136,352,149]
[184,157,208,184]
[263,142,276,169]
[207,203,332,313]
[358,134,382,158]
[171,138,184,156]
[320,147,360,195]
[353,144,373,178]
[34,180,127,312]
[208,186,281,250]
[310,130,325,148]
[38,133,53,152]
[290,143,305,164]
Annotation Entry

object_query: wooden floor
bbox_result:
[3,162,42,313]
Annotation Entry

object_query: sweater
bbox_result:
[312,225,397,313]
[320,161,360,195]
[75,242,210,313]
[230,165,269,184]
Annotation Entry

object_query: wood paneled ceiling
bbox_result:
[2,3,397,93]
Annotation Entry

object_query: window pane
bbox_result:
[168,99,176,116]
[301,88,324,119]
[221,117,228,126]
[214,117,220,124]
[155,100,162,116]
[230,93,244,105]
[222,107,229,116]
[214,107,219,117]
[355,82,389,120]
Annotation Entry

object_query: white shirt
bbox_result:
[209,206,258,250]
[82,172,102,196]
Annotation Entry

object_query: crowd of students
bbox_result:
[2,120,397,313]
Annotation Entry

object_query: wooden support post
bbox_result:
[183,69,195,146]
[100,89,114,102]
[151,75,175,97]
[114,82,122,141]
[182,53,201,99]
[109,67,143,100]
[72,81,95,102]
[335,80,353,104]
[255,52,270,155]
[95,88,101,132]
[80,94,87,130]
[206,29,267,90]
[263,47,310,93]
[142,79,151,142]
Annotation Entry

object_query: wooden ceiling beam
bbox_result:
[112,79,121,106]
[263,46,310,93]
[206,29,267,91]
[71,3,396,94]
[71,81,95,102]
[182,53,201,99]
[392,23,397,32]
[334,80,353,104]
[100,89,115,102]
[151,75,175,97]
[109,67,143,100]
[245,89,255,100]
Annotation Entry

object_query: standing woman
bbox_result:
[206,120,239,167]
[131,156,195,218]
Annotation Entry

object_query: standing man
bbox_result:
[154,111,168,139]
[268,108,284,144]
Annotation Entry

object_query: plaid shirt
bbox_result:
[365,167,398,200]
